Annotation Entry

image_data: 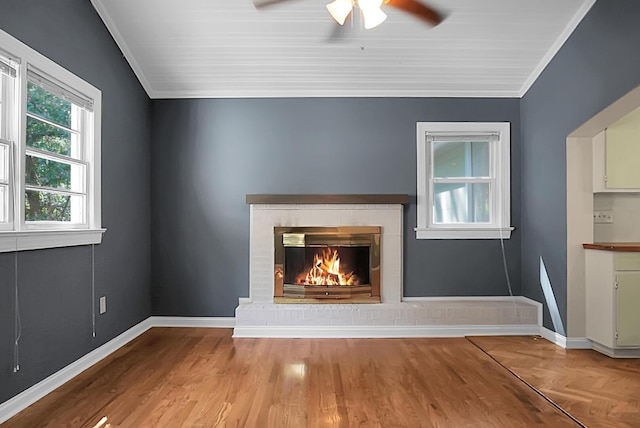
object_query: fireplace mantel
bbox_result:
[246,194,409,205]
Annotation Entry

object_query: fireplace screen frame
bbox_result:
[274,226,381,303]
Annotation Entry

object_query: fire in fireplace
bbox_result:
[274,226,381,303]
[286,246,369,286]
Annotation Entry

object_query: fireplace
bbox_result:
[237,195,539,337]
[274,226,381,303]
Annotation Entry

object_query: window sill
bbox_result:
[414,227,513,240]
[0,228,106,252]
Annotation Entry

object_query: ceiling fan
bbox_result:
[254,0,444,30]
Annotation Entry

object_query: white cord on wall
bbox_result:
[14,251,21,373]
[92,243,96,338]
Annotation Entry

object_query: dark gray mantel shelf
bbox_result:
[245,194,409,205]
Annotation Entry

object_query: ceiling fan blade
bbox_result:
[385,0,444,26]
[253,0,300,8]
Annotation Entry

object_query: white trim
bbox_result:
[0,318,153,425]
[88,91,102,230]
[148,316,236,328]
[592,342,640,358]
[0,228,106,252]
[566,337,593,350]
[232,324,540,339]
[148,89,525,100]
[519,0,596,97]
[414,227,513,239]
[540,326,568,348]
[90,0,154,98]
[539,326,592,349]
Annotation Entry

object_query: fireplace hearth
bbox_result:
[274,226,381,303]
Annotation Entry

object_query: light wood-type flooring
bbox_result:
[468,335,640,428]
[2,328,638,427]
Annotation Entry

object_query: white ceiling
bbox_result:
[90,0,595,99]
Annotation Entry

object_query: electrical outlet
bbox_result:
[99,296,107,314]
[593,210,614,224]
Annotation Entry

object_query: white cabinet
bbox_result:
[585,249,640,357]
[593,107,640,192]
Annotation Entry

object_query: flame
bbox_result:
[297,247,359,286]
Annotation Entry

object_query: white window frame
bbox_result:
[415,122,513,239]
[0,29,104,252]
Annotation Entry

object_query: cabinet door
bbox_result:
[605,108,640,189]
[616,271,640,346]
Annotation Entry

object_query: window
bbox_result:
[0,29,103,252]
[25,71,91,226]
[415,122,512,239]
[0,50,16,231]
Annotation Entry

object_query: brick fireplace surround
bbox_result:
[234,194,539,338]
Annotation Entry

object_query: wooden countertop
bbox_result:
[583,242,640,252]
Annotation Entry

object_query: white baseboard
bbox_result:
[539,326,592,349]
[565,337,593,349]
[148,316,236,328]
[0,318,154,425]
[592,342,640,358]
[233,324,541,338]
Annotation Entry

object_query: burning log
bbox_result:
[296,247,359,286]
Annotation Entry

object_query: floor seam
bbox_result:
[466,336,587,428]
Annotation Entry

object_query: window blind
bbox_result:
[0,58,16,78]
[426,133,500,143]
[27,68,93,112]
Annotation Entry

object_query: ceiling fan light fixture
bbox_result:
[357,0,387,29]
[361,6,387,29]
[326,0,354,26]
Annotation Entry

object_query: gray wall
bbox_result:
[151,98,521,316]
[520,0,640,331]
[0,0,151,403]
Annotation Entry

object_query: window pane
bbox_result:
[0,142,7,182]
[0,78,3,137]
[25,190,83,222]
[434,182,490,224]
[433,141,490,178]
[25,155,85,193]
[0,185,6,223]
[27,81,72,129]
[26,116,73,156]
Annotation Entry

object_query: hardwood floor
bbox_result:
[1,329,586,427]
[469,335,640,428]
